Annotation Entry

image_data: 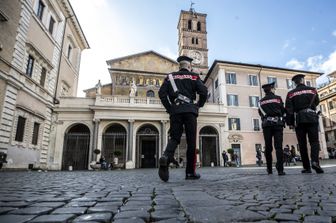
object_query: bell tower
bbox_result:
[178,5,208,79]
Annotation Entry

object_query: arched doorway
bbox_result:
[62,124,90,170]
[102,124,127,168]
[199,126,219,167]
[136,124,159,168]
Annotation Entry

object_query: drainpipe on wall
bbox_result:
[257,65,263,98]
[53,15,74,104]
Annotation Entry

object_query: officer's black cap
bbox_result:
[177,55,193,63]
[291,74,305,82]
[262,82,276,90]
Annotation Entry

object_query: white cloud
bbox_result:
[306,55,324,71]
[332,30,336,37]
[282,41,289,50]
[285,59,304,70]
[286,50,336,86]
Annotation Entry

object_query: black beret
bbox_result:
[262,81,275,89]
[291,74,305,82]
[177,55,193,63]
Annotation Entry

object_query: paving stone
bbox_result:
[66,201,96,207]
[154,204,180,211]
[151,210,182,221]
[321,204,336,211]
[120,204,152,212]
[303,215,332,223]
[0,214,36,223]
[9,206,53,215]
[113,210,150,221]
[0,201,30,207]
[30,202,65,208]
[95,201,122,206]
[28,214,75,223]
[153,217,187,223]
[0,207,17,214]
[270,208,292,214]
[71,197,98,202]
[87,205,119,214]
[52,207,87,215]
[274,213,301,221]
[72,213,112,222]
[317,210,336,217]
[113,218,145,223]
[184,206,267,222]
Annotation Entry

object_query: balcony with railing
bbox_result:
[58,95,227,115]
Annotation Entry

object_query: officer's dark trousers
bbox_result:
[164,113,197,174]
[295,123,320,170]
[263,126,284,172]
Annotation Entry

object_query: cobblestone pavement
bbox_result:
[0,165,336,223]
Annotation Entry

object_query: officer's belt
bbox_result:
[298,108,316,114]
[265,116,282,122]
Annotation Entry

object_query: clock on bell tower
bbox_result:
[177,6,208,79]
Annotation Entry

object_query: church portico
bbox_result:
[51,96,227,170]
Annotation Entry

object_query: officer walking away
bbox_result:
[285,74,324,174]
[258,82,286,175]
[158,55,208,182]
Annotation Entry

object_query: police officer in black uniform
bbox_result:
[285,74,324,174]
[158,55,208,182]
[258,82,286,175]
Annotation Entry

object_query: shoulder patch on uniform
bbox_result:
[260,98,281,105]
[172,74,198,80]
[288,89,316,99]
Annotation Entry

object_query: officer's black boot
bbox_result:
[301,169,312,174]
[278,171,286,176]
[311,162,324,174]
[158,156,169,182]
[185,173,201,180]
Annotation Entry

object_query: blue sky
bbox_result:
[70,0,336,96]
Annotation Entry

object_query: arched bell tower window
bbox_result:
[197,21,201,31]
[192,37,195,44]
[196,38,198,45]
[188,20,192,30]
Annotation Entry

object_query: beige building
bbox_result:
[48,8,328,171]
[318,71,336,148]
[0,0,89,169]
[206,61,327,165]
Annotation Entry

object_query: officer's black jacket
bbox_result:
[285,83,319,126]
[158,68,208,116]
[258,92,285,119]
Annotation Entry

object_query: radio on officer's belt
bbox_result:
[169,74,192,105]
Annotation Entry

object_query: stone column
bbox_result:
[219,123,226,166]
[92,119,100,161]
[127,119,135,161]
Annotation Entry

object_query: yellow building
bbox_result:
[318,71,336,149]
[0,0,89,169]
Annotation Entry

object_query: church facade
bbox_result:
[49,8,327,170]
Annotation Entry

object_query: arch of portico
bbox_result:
[61,123,91,170]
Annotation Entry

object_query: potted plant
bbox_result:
[113,150,122,165]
